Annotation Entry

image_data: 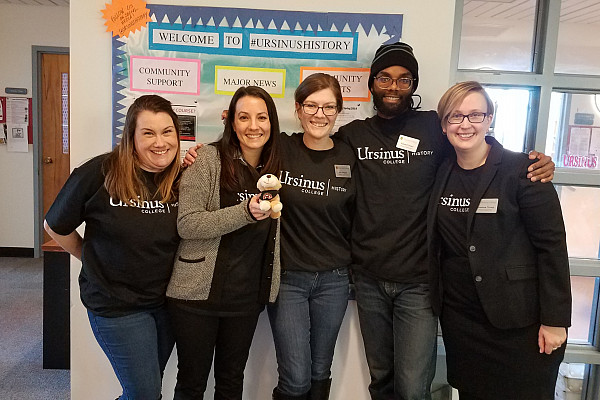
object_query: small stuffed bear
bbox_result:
[256,174,283,219]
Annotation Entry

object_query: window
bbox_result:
[452,1,600,398]
[555,2,600,75]
[485,86,530,152]
[458,0,538,72]
[558,185,600,260]
[547,93,600,170]
[556,363,587,400]
[569,277,598,343]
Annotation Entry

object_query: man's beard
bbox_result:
[372,91,412,118]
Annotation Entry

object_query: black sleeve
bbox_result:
[335,124,349,144]
[517,157,571,327]
[45,155,106,235]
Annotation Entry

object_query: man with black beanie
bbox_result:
[336,41,445,400]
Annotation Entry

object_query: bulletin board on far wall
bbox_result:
[562,125,600,169]
[111,4,404,147]
[0,96,33,145]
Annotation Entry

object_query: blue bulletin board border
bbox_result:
[112,5,403,146]
[147,6,403,39]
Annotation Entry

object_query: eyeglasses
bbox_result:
[301,103,338,116]
[446,112,488,124]
[374,76,415,90]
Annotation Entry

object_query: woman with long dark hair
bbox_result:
[184,76,355,399]
[167,86,282,399]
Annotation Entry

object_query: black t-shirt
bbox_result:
[279,132,355,272]
[437,163,483,258]
[45,154,180,317]
[436,163,488,318]
[182,159,275,315]
[336,110,451,283]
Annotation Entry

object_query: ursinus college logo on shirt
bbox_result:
[357,147,434,165]
[439,194,470,213]
[357,147,406,164]
[279,170,329,196]
[237,190,259,202]
[109,197,178,214]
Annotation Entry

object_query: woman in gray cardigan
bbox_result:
[167,86,283,400]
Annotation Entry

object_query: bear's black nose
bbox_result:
[266,174,272,178]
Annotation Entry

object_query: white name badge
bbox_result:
[396,135,420,152]
[334,164,351,178]
[476,198,499,213]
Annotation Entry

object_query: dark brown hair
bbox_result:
[215,86,282,191]
[295,73,343,112]
[103,95,181,202]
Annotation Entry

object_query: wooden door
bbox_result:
[41,53,70,243]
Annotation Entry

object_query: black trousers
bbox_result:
[168,301,261,400]
[459,392,485,400]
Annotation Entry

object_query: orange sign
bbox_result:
[102,0,152,38]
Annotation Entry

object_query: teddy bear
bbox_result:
[256,173,283,219]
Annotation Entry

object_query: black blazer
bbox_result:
[427,136,571,330]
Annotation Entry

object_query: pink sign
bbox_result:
[130,56,201,95]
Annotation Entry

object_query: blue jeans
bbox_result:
[267,268,350,396]
[354,273,438,400]
[87,307,175,400]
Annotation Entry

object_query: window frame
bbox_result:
[451,1,600,398]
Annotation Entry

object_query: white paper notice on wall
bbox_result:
[6,123,28,152]
[7,97,28,124]
[6,97,29,152]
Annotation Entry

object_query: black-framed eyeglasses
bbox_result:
[373,76,414,90]
[446,112,488,124]
[301,103,338,116]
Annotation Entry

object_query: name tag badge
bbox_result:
[396,135,420,152]
[334,164,351,178]
[476,198,499,213]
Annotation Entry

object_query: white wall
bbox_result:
[70,1,456,399]
[0,4,69,249]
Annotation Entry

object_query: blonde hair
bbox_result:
[103,95,181,203]
[437,81,494,130]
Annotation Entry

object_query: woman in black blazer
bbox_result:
[427,81,571,400]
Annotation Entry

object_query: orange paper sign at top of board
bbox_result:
[102,0,152,38]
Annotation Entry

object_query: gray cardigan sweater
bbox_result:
[166,145,281,302]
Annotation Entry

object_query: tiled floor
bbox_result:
[0,256,70,399]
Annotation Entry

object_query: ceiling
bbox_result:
[1,0,599,25]
[0,0,68,5]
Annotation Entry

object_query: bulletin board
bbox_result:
[111,4,404,147]
[0,96,33,148]
[562,125,600,169]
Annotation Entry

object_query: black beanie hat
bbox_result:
[369,42,419,92]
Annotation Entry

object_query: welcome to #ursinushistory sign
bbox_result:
[111,5,404,146]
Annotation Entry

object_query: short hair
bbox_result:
[104,95,181,202]
[295,73,343,112]
[437,81,494,130]
[217,86,282,191]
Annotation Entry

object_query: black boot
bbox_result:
[272,387,310,400]
[308,379,331,400]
